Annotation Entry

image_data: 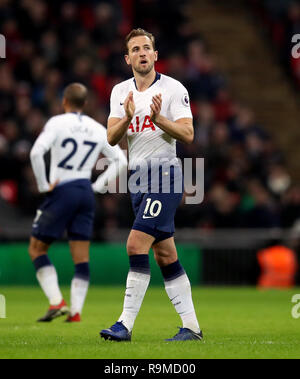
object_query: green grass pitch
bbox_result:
[0,286,300,359]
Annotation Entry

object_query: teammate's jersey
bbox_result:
[109,73,192,168]
[30,112,125,192]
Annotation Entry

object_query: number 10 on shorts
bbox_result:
[143,198,162,218]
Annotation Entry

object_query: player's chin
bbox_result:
[136,64,153,75]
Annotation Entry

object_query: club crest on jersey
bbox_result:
[128,116,156,133]
[182,93,190,107]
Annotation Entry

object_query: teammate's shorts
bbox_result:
[31,179,95,244]
[130,163,183,244]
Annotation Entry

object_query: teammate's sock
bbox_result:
[33,255,63,306]
[118,254,151,332]
[70,263,90,317]
[161,260,200,333]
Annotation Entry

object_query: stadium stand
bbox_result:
[0,0,300,249]
[249,0,300,87]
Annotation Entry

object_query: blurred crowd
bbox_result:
[250,0,300,88]
[0,0,300,239]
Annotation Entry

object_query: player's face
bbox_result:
[125,36,158,76]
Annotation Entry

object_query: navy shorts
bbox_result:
[31,179,95,244]
[130,163,183,244]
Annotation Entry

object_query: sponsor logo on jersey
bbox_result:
[128,116,156,133]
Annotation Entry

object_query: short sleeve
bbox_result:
[108,85,125,119]
[169,82,193,122]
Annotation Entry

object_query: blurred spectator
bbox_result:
[0,0,295,235]
[242,179,281,228]
[250,0,300,89]
[281,185,300,228]
[92,2,120,45]
[208,184,241,228]
[266,163,291,197]
[186,38,226,100]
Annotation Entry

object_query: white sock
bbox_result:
[70,277,89,316]
[118,270,151,332]
[36,265,63,306]
[164,273,200,333]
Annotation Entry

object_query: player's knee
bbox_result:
[154,248,177,267]
[126,236,148,255]
[28,238,48,260]
[154,251,167,266]
[28,246,45,261]
[126,240,141,255]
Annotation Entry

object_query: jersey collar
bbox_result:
[70,111,84,121]
[133,72,161,91]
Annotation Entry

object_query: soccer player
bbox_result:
[29,83,127,322]
[100,29,202,341]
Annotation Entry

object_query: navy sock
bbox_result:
[74,262,90,281]
[33,255,52,272]
[129,254,150,274]
[160,260,185,281]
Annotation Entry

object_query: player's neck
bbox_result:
[64,108,82,114]
[133,69,156,92]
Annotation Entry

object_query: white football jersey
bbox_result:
[109,73,193,168]
[30,112,126,192]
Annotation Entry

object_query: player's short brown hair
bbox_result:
[63,83,88,109]
[125,28,156,53]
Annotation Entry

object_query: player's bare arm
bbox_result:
[107,91,135,146]
[150,94,194,144]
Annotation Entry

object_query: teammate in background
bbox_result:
[100,29,202,341]
[29,83,127,322]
